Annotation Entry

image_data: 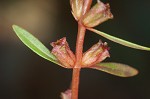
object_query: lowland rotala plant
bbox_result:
[13,0,150,99]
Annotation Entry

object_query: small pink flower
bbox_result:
[51,37,75,68]
[82,40,110,67]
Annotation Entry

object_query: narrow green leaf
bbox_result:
[89,62,138,77]
[12,25,61,66]
[88,28,150,51]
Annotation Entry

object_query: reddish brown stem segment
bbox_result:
[71,23,86,99]
[75,23,86,67]
[71,68,81,99]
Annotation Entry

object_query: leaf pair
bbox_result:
[13,25,149,77]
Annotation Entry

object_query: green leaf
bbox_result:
[12,25,61,66]
[89,62,138,77]
[88,28,150,51]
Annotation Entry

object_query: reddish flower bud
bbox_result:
[82,0,113,27]
[70,0,92,21]
[82,40,110,67]
[51,37,75,68]
[61,89,72,99]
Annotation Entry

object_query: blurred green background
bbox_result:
[0,0,150,99]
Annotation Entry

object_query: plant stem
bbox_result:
[71,22,86,99]
[75,23,86,67]
[71,68,81,99]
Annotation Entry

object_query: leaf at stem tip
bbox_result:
[12,25,61,66]
[88,28,150,51]
[89,62,138,77]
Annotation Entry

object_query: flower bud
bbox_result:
[70,0,84,20]
[61,89,72,99]
[70,0,92,21]
[82,40,110,67]
[82,0,92,15]
[51,37,75,68]
[82,0,113,27]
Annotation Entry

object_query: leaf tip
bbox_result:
[12,24,17,29]
[125,68,139,77]
[12,25,20,33]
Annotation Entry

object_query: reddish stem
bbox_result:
[71,22,86,99]
[75,23,86,67]
[71,68,81,99]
